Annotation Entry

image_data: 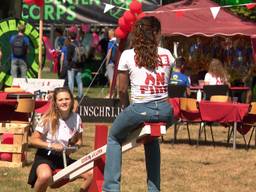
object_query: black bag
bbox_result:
[67,42,85,70]
[72,43,86,64]
[12,35,27,57]
[66,44,75,67]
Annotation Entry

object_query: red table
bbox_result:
[190,86,250,103]
[190,86,249,92]
[229,86,250,91]
[199,101,249,149]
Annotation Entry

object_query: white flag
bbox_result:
[104,3,115,13]
[210,7,220,20]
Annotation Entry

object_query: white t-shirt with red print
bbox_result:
[35,112,83,147]
[118,47,175,103]
[204,73,227,85]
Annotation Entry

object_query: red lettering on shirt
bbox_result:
[216,79,222,85]
[145,73,155,85]
[140,85,167,94]
[158,54,170,67]
[142,72,166,94]
[156,73,165,85]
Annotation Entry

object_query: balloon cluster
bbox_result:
[23,0,44,7]
[115,0,145,39]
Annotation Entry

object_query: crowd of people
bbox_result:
[169,55,256,102]
[51,25,118,100]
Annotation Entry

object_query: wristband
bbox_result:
[47,143,52,156]
[47,143,52,150]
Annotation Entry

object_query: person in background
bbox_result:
[98,28,109,60]
[9,24,29,78]
[105,28,118,98]
[204,58,230,85]
[54,28,66,78]
[102,16,174,192]
[54,28,65,51]
[28,87,92,192]
[243,64,256,103]
[81,27,93,59]
[67,31,84,101]
[60,38,71,86]
[169,57,191,96]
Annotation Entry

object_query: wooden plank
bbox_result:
[0,127,26,134]
[0,122,29,128]
[0,144,25,153]
[53,124,167,183]
[0,161,24,168]
[0,123,29,134]
[12,135,24,163]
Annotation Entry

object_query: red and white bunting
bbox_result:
[210,7,220,20]
[104,3,115,13]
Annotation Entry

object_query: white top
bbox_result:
[204,73,226,85]
[118,47,175,103]
[35,112,83,147]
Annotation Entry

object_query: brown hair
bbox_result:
[131,16,161,70]
[69,31,77,40]
[64,38,71,46]
[208,58,229,83]
[42,87,74,135]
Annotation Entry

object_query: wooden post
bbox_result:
[38,6,44,79]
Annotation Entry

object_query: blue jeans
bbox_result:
[68,69,83,99]
[11,58,27,78]
[103,100,173,192]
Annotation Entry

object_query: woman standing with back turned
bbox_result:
[102,16,174,192]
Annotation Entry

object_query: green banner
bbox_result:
[22,0,160,25]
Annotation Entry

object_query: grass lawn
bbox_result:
[0,123,256,192]
[0,70,256,191]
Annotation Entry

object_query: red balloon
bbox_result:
[129,0,142,15]
[115,27,127,39]
[123,10,136,24]
[137,12,146,20]
[118,17,131,32]
[23,0,35,5]
[34,0,44,7]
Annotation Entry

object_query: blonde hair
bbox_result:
[208,59,229,83]
[18,24,25,33]
[108,29,115,39]
[42,87,74,135]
